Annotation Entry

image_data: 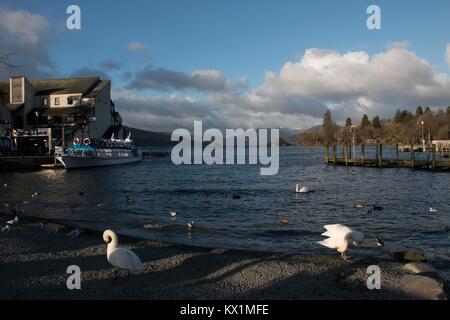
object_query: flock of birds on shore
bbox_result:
[0,181,444,273]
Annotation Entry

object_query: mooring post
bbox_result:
[427,143,430,162]
[396,144,400,160]
[325,144,330,164]
[378,144,383,167]
[344,144,349,166]
[375,141,379,165]
[333,144,337,164]
[361,143,365,166]
[410,143,415,168]
[432,144,436,170]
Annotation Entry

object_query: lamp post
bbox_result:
[421,120,425,152]
[350,125,357,160]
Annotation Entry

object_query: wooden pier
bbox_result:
[141,151,171,159]
[324,143,450,171]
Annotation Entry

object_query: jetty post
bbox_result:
[333,144,337,164]
[396,144,400,160]
[361,143,365,166]
[432,144,436,170]
[344,143,349,166]
[325,144,330,164]
[410,143,415,168]
[378,144,383,167]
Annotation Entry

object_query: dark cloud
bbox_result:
[99,59,124,71]
[127,65,228,92]
[71,66,110,80]
[0,7,58,80]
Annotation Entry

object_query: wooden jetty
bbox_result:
[324,143,450,171]
[0,156,62,170]
[142,151,171,159]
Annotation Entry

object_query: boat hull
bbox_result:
[56,155,141,169]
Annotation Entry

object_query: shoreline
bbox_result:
[0,213,448,300]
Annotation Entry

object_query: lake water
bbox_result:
[1,146,449,279]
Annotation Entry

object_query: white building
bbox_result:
[0,76,123,153]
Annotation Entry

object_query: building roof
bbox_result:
[30,77,101,95]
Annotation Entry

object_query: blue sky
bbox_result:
[1,1,450,130]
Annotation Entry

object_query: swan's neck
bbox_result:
[296,184,299,192]
[107,234,118,257]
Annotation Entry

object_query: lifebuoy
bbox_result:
[73,138,80,145]
[83,138,91,145]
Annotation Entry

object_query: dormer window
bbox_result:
[42,97,48,107]
[55,97,60,106]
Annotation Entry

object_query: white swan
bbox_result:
[295,184,314,193]
[318,224,365,260]
[6,216,19,225]
[103,230,144,273]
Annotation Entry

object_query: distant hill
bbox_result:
[124,127,174,147]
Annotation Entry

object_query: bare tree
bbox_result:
[0,50,17,68]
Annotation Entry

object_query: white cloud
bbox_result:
[120,45,450,131]
[127,42,151,54]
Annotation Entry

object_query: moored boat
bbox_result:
[56,135,141,169]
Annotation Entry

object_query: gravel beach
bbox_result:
[0,213,447,300]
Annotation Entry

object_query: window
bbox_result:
[67,97,73,105]
[55,97,60,106]
[41,97,48,107]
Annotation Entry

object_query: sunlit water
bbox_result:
[1,146,449,279]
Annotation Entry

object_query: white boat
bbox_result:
[56,135,141,169]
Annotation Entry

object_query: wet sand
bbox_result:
[0,213,446,300]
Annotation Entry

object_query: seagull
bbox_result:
[169,211,177,217]
[31,192,39,198]
[429,208,438,213]
[354,202,365,209]
[187,221,194,231]
[318,224,365,260]
[103,230,144,273]
[279,216,289,224]
[6,216,19,225]
[66,229,80,238]
[126,196,135,204]
[295,184,314,193]
[1,225,10,233]
[376,237,385,247]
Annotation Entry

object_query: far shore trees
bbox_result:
[298,107,450,146]
[321,110,335,145]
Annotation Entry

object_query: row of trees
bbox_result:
[298,107,450,146]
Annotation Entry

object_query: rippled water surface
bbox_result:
[1,146,449,278]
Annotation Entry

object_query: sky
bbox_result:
[1,0,450,132]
